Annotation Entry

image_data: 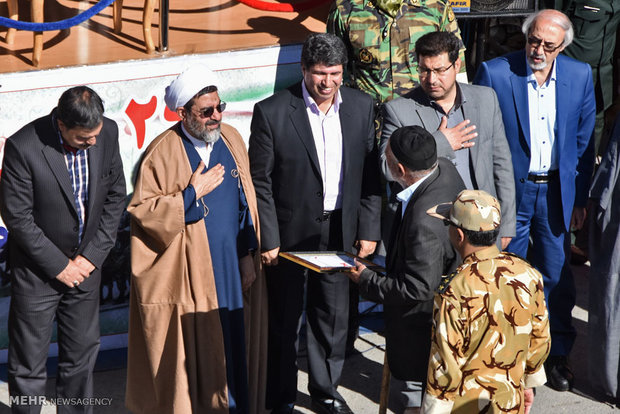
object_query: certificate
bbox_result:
[279,251,385,273]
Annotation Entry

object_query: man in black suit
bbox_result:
[249,33,382,414]
[0,86,126,413]
[349,126,465,413]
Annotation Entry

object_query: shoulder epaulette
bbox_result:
[437,270,458,294]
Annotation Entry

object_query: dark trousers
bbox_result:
[8,286,100,414]
[265,210,349,408]
[507,179,576,356]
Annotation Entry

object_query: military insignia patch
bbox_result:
[359,48,374,64]
[438,270,458,293]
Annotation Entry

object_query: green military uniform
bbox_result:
[423,246,551,414]
[327,0,466,103]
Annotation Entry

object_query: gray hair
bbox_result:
[406,161,438,180]
[522,9,574,47]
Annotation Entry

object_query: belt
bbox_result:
[321,209,341,221]
[527,170,558,183]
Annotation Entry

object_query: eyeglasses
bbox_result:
[527,36,562,53]
[196,101,227,118]
[416,62,454,77]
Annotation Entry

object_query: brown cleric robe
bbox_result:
[125,123,268,414]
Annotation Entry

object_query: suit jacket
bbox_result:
[380,84,516,239]
[359,158,465,381]
[474,51,596,230]
[0,111,127,294]
[248,83,381,253]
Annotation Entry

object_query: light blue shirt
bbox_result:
[526,58,558,173]
[396,168,434,217]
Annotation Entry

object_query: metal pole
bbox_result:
[159,0,169,52]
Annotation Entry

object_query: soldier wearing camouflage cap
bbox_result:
[422,189,551,414]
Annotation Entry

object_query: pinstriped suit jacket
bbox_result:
[0,111,126,294]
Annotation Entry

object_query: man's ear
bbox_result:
[397,162,407,179]
[57,119,67,133]
[456,227,466,244]
[454,57,462,73]
[176,107,186,121]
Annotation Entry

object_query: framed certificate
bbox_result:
[279,251,385,273]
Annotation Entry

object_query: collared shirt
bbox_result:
[527,57,558,173]
[395,168,434,216]
[182,123,215,166]
[57,127,89,243]
[428,85,475,189]
[302,81,344,211]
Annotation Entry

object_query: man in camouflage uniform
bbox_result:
[424,190,551,414]
[327,0,467,104]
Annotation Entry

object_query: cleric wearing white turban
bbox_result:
[126,63,265,414]
[164,65,221,111]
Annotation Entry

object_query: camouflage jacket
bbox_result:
[423,246,550,414]
[327,0,466,103]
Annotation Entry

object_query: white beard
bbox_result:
[527,53,548,70]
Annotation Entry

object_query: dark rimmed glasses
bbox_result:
[196,101,227,118]
[416,62,454,77]
[527,36,562,53]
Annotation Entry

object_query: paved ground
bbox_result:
[0,261,617,413]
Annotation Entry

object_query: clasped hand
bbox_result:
[56,255,95,288]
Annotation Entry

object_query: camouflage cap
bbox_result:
[427,189,501,231]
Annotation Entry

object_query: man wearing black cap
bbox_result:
[350,125,465,413]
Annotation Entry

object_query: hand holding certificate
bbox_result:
[279,251,385,273]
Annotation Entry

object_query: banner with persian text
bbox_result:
[0,44,303,361]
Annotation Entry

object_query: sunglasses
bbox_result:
[527,36,562,53]
[196,101,227,118]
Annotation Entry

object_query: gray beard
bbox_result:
[185,116,221,143]
[203,126,221,143]
[527,53,548,71]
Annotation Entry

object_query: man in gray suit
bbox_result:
[0,86,126,413]
[381,31,516,248]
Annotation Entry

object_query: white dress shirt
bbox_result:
[182,123,214,166]
[302,81,344,211]
[527,58,558,173]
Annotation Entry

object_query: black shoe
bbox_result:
[310,398,354,414]
[545,356,574,392]
[271,403,295,414]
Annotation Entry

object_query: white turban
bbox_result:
[164,65,220,111]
